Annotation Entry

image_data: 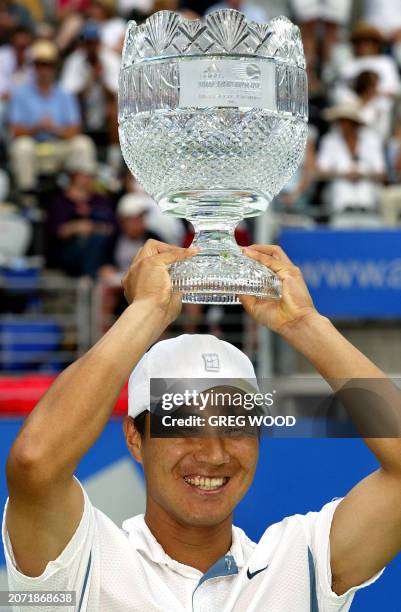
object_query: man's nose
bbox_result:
[193,437,230,465]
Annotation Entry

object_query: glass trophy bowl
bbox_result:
[118,10,308,304]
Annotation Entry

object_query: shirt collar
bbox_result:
[122,514,248,575]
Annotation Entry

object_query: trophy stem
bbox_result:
[168,202,282,305]
[187,203,242,260]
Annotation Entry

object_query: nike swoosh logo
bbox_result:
[247,564,269,580]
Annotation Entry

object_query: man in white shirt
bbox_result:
[3,239,401,611]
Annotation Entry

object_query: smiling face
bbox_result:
[124,414,259,528]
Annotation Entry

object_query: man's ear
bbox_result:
[123,416,143,464]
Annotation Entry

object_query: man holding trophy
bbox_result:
[3,9,401,612]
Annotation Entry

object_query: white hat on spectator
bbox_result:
[324,104,367,125]
[117,193,153,217]
[128,334,258,418]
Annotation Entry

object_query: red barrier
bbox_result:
[0,376,128,416]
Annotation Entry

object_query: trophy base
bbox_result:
[170,252,282,305]
[166,200,282,305]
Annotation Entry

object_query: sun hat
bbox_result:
[31,40,58,64]
[350,22,384,45]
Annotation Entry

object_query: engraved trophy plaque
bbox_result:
[118,10,308,304]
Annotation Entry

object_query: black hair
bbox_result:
[133,410,148,439]
[12,26,32,37]
[132,410,261,441]
[354,70,379,96]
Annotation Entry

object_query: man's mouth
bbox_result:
[183,475,229,491]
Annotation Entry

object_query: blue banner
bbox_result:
[279,229,401,318]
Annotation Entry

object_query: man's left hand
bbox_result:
[239,244,317,334]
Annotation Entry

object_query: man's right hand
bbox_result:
[122,239,199,326]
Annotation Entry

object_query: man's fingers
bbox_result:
[138,239,192,257]
[133,239,198,265]
[140,239,178,256]
[147,247,199,267]
[246,244,293,264]
[242,247,289,274]
[238,294,256,309]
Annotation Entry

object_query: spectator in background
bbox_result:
[47,162,115,277]
[0,25,32,95]
[317,104,386,226]
[124,174,185,245]
[275,125,317,213]
[35,21,56,41]
[290,0,352,92]
[0,25,32,138]
[87,0,126,53]
[0,0,34,45]
[334,69,394,142]
[335,23,401,99]
[117,0,153,18]
[99,194,162,286]
[151,0,199,18]
[55,0,90,53]
[8,40,96,204]
[61,21,121,169]
[381,124,401,226]
[205,0,268,23]
[17,0,43,22]
[353,71,393,142]
[363,0,401,55]
[98,193,163,320]
[0,202,32,261]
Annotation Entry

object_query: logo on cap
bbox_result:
[202,353,220,372]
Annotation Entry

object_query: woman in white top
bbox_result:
[317,104,386,217]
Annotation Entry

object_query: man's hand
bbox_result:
[38,115,56,133]
[239,244,317,334]
[122,239,199,326]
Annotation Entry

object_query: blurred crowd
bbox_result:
[0,0,401,309]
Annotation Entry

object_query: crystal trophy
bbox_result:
[118,10,308,304]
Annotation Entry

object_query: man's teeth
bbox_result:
[184,476,227,490]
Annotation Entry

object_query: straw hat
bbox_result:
[31,39,58,63]
[350,22,384,45]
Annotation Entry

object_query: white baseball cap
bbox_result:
[117,193,154,218]
[128,334,258,418]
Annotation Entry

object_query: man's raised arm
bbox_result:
[240,244,401,597]
[5,240,197,577]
